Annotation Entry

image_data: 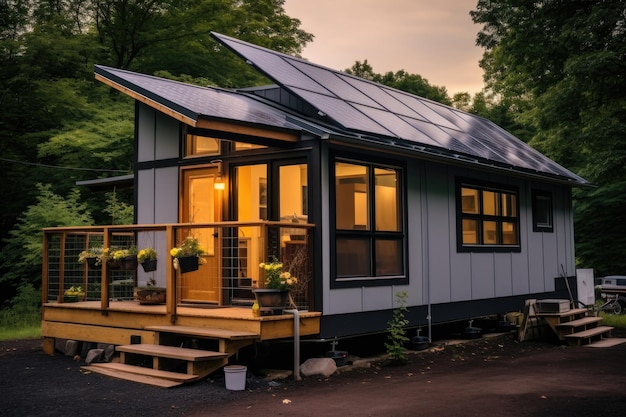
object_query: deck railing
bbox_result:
[43,222,314,318]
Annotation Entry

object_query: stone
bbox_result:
[85,349,104,365]
[64,340,80,357]
[104,345,116,362]
[300,357,337,378]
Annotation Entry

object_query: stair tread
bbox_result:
[556,316,604,328]
[564,326,614,339]
[536,307,589,318]
[146,325,259,340]
[117,344,228,361]
[87,362,200,382]
[82,364,183,388]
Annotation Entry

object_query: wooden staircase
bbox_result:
[537,307,614,346]
[83,326,259,388]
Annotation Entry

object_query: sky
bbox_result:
[283,0,485,95]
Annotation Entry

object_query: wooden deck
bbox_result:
[41,300,321,355]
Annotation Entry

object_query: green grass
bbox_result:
[598,311,626,329]
[0,307,42,341]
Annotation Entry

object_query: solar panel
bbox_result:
[216,34,587,184]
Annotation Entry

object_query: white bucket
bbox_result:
[223,365,247,391]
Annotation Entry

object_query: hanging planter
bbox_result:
[140,259,158,272]
[176,256,199,273]
[120,255,138,271]
[85,257,101,270]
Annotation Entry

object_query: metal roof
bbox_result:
[211,32,588,186]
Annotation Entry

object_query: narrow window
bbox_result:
[532,190,553,232]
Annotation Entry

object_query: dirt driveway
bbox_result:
[2,335,625,417]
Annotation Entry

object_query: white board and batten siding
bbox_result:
[324,158,577,316]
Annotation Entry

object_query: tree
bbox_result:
[471,0,626,276]
[0,184,93,305]
[345,60,452,105]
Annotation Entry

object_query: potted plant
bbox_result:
[170,236,206,273]
[134,277,166,305]
[106,246,138,270]
[137,247,158,272]
[63,286,85,303]
[254,256,298,314]
[78,247,104,269]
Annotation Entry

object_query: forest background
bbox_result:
[1,0,625,319]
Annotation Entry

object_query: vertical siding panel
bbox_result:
[425,164,451,304]
[407,162,425,306]
[155,113,179,159]
[471,253,496,299]
[494,253,513,297]
[137,104,155,162]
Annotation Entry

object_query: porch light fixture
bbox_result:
[211,159,225,190]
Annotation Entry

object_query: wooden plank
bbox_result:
[584,338,626,348]
[146,325,258,340]
[42,321,157,346]
[564,326,614,339]
[556,316,603,328]
[536,307,589,318]
[86,362,199,382]
[116,344,228,361]
[82,365,182,388]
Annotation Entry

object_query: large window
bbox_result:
[332,158,406,286]
[457,180,520,252]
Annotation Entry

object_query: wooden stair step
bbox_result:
[86,362,200,382]
[117,344,228,361]
[556,316,603,328]
[82,364,184,388]
[564,326,614,339]
[536,307,589,318]
[146,325,259,340]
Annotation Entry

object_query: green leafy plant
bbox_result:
[137,247,157,263]
[259,256,298,291]
[385,291,410,364]
[64,286,85,297]
[170,236,206,258]
[108,246,138,261]
[77,246,104,266]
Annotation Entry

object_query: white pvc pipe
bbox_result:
[285,309,301,381]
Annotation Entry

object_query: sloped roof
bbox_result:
[211,32,588,186]
[94,34,588,186]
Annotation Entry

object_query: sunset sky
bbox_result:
[283,0,485,95]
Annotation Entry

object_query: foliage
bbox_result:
[107,246,138,261]
[77,246,105,266]
[64,286,85,297]
[471,0,626,275]
[384,291,410,364]
[0,184,93,305]
[0,284,41,340]
[170,236,206,258]
[137,247,157,263]
[259,256,298,291]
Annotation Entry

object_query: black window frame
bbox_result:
[330,153,408,289]
[532,189,554,233]
[456,178,521,253]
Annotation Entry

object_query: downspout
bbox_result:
[285,308,301,381]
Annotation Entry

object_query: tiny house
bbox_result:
[42,33,588,352]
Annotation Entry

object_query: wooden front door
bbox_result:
[180,167,222,304]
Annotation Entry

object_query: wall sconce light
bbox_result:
[211,159,225,190]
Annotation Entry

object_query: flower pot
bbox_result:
[63,295,84,303]
[134,287,166,305]
[120,255,138,271]
[140,259,158,272]
[85,257,101,269]
[107,260,121,270]
[253,289,289,315]
[176,256,199,273]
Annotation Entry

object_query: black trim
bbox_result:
[455,177,521,253]
[330,150,408,289]
[532,189,554,233]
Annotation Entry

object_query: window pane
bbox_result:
[462,219,479,244]
[187,134,220,156]
[336,238,370,277]
[535,195,551,227]
[335,162,369,230]
[279,164,308,222]
[483,221,498,244]
[375,168,400,231]
[461,188,479,214]
[235,164,267,221]
[483,191,498,216]
[502,193,517,217]
[375,239,403,276]
[234,142,265,150]
[502,222,518,244]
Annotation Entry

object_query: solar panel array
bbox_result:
[212,32,586,184]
